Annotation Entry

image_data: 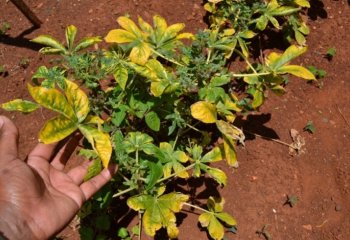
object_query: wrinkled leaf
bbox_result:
[1,99,39,113]
[39,115,77,144]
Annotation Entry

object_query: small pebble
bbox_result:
[335,205,342,212]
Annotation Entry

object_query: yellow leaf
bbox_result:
[207,167,227,186]
[117,16,143,38]
[191,101,217,123]
[153,15,168,35]
[64,79,90,122]
[28,84,76,120]
[78,124,112,168]
[216,120,245,145]
[129,42,152,65]
[223,136,238,167]
[39,115,77,144]
[138,17,153,34]
[176,32,194,39]
[104,29,137,43]
[150,82,168,97]
[277,65,316,80]
[199,213,225,240]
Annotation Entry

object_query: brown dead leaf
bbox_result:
[289,129,305,155]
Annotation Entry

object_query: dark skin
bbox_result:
[0,116,116,239]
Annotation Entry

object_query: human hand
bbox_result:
[0,116,116,239]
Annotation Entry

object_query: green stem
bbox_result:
[112,187,135,198]
[183,202,211,214]
[173,130,180,151]
[156,163,196,184]
[206,49,212,64]
[151,48,185,67]
[233,49,257,74]
[232,72,270,78]
[185,123,201,133]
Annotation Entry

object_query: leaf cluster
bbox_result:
[1,1,315,239]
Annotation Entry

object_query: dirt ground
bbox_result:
[0,0,349,239]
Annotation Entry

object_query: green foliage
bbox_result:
[307,65,326,79]
[2,1,315,238]
[326,47,336,60]
[0,22,10,35]
[304,120,315,133]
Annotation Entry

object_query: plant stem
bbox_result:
[232,72,270,78]
[234,49,257,74]
[112,187,135,198]
[156,163,196,184]
[206,49,212,64]
[185,123,201,133]
[183,202,211,214]
[244,130,299,150]
[151,48,185,67]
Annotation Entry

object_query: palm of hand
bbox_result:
[0,116,115,239]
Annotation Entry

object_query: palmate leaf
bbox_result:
[198,197,237,240]
[1,99,39,113]
[157,142,189,178]
[123,132,156,155]
[127,192,189,238]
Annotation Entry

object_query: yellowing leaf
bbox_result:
[78,124,112,168]
[176,32,194,39]
[206,167,227,186]
[252,88,264,109]
[277,65,316,80]
[127,192,189,238]
[201,147,223,163]
[64,79,90,122]
[31,35,67,55]
[28,84,76,120]
[113,66,129,90]
[216,120,245,145]
[216,212,237,226]
[65,25,77,50]
[191,101,217,123]
[39,115,77,144]
[1,99,39,113]
[129,42,152,65]
[117,16,143,38]
[223,135,238,167]
[268,45,307,70]
[199,213,225,240]
[294,0,310,7]
[105,29,137,43]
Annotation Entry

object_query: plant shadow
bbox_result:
[0,26,42,51]
[307,0,328,20]
[235,113,280,141]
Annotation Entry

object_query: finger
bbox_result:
[66,160,92,185]
[27,142,57,164]
[80,164,117,199]
[51,133,81,170]
[0,116,19,161]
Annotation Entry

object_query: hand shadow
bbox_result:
[0,26,42,51]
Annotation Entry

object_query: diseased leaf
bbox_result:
[84,159,102,181]
[66,25,77,50]
[268,45,307,70]
[28,84,76,120]
[199,213,224,240]
[64,79,90,122]
[277,65,315,80]
[78,124,112,168]
[223,136,238,167]
[1,99,39,113]
[129,42,152,65]
[39,115,77,144]
[127,192,189,238]
[113,66,128,90]
[31,35,67,54]
[74,36,102,52]
[216,120,245,145]
[191,101,217,123]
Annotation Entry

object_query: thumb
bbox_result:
[0,116,19,161]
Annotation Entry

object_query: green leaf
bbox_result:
[146,162,163,190]
[127,192,189,238]
[145,111,160,131]
[78,124,112,168]
[201,147,223,163]
[113,66,128,90]
[326,47,336,59]
[123,132,155,155]
[28,84,76,120]
[31,35,67,55]
[65,25,77,50]
[1,99,39,113]
[252,88,265,109]
[210,75,231,87]
[74,36,102,52]
[191,101,217,124]
[304,120,315,133]
[277,65,315,80]
[117,228,129,238]
[39,115,78,144]
[84,159,102,181]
